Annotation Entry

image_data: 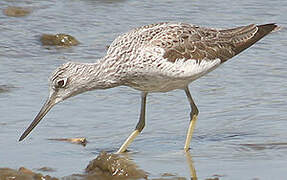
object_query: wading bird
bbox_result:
[19,22,277,153]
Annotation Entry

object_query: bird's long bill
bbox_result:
[19,96,56,141]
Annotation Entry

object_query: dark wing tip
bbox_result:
[231,23,277,58]
[257,23,278,33]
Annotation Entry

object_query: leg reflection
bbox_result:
[185,152,198,180]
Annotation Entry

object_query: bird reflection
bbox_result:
[185,152,198,180]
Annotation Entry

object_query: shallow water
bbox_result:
[0,0,287,179]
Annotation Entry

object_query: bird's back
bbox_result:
[104,22,277,92]
[107,22,276,60]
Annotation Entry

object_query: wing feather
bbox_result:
[145,23,277,63]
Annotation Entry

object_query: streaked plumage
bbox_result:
[19,22,277,153]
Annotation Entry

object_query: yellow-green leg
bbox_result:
[184,87,199,152]
[117,92,147,153]
[185,152,198,180]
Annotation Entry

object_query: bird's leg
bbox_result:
[116,92,147,153]
[184,87,199,152]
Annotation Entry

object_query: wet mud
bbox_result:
[40,34,79,46]
[0,85,16,93]
[0,167,58,180]
[0,152,147,180]
[239,142,287,151]
[48,138,87,146]
[153,173,187,180]
[85,151,147,179]
[0,152,224,180]
[3,6,31,17]
[35,167,56,172]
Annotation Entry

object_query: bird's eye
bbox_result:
[56,78,67,88]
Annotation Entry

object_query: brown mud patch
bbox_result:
[0,152,221,179]
[0,167,58,180]
[48,137,87,146]
[85,151,147,179]
[153,173,186,180]
[3,6,31,17]
[40,34,79,46]
[239,142,287,151]
[0,85,16,93]
[35,167,56,172]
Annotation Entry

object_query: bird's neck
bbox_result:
[83,57,124,90]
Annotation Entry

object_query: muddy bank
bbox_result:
[3,6,31,17]
[85,151,147,179]
[0,152,222,179]
[0,167,58,180]
[0,152,147,180]
[40,34,79,46]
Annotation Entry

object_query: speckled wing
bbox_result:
[149,23,277,63]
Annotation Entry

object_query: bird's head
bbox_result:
[19,62,92,141]
[48,62,90,103]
